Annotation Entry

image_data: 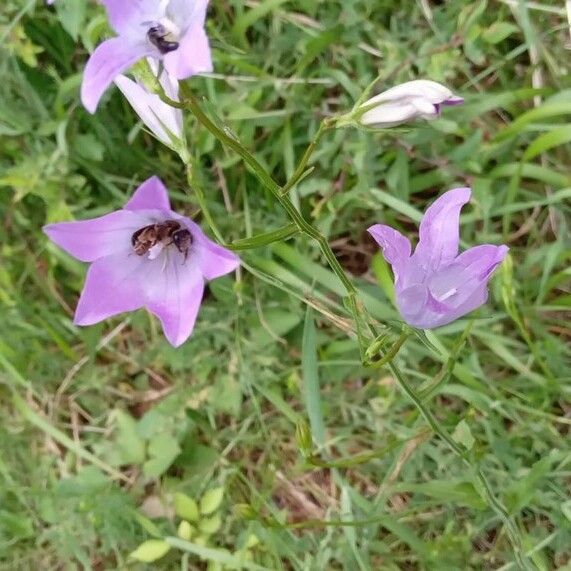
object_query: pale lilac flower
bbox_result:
[115,61,183,148]
[44,176,239,347]
[369,188,508,329]
[359,80,463,128]
[81,0,212,113]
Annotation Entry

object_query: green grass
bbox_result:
[1,0,571,569]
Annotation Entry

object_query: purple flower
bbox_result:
[44,176,239,347]
[115,60,183,148]
[81,0,212,113]
[368,188,508,329]
[359,80,463,128]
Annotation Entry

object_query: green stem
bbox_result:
[364,330,410,368]
[388,360,535,571]
[281,118,334,194]
[228,224,298,251]
[185,162,224,243]
[178,84,360,303]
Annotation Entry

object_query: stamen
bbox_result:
[437,287,457,302]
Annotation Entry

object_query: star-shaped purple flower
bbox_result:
[44,176,239,347]
[368,188,508,329]
[81,0,212,113]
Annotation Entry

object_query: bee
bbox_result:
[147,24,179,54]
[131,220,192,261]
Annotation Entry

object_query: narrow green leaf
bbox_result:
[523,126,571,160]
[302,308,326,446]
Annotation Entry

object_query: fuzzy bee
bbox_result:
[131,220,192,261]
[147,24,179,54]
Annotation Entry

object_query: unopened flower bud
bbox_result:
[358,79,463,128]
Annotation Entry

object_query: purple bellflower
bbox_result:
[359,80,463,128]
[115,60,183,149]
[368,188,508,329]
[44,176,239,347]
[81,0,212,113]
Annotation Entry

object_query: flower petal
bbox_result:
[359,80,462,128]
[144,259,205,347]
[100,0,159,34]
[44,210,145,262]
[74,252,146,325]
[81,38,151,114]
[425,284,489,328]
[163,23,212,80]
[124,176,172,212]
[396,284,429,326]
[455,244,509,280]
[180,219,240,280]
[412,187,472,272]
[114,75,182,146]
[361,102,420,127]
[167,0,209,28]
[368,224,411,284]
[370,80,458,105]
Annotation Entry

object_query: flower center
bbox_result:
[147,19,180,54]
[131,220,192,261]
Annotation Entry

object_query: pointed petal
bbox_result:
[368,224,411,284]
[100,0,159,34]
[367,80,458,106]
[413,187,472,272]
[81,38,151,113]
[74,252,146,325]
[163,24,212,80]
[44,210,145,262]
[114,75,182,146]
[424,284,489,329]
[168,0,209,28]
[176,219,239,280]
[455,244,509,280]
[419,245,508,328]
[144,260,205,347]
[124,176,172,212]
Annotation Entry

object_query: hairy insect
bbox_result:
[171,228,192,261]
[132,220,192,260]
[147,25,179,54]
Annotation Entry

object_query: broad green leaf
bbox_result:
[129,540,171,563]
[114,410,145,465]
[200,487,224,515]
[482,22,519,44]
[199,514,222,535]
[177,520,194,541]
[174,493,199,522]
[143,433,181,478]
[452,420,475,450]
[165,537,270,570]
